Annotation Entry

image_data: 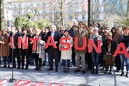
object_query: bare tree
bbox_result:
[0,0,4,30]
[127,0,129,17]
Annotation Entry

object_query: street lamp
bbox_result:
[88,0,91,26]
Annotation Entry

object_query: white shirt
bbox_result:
[51,32,55,38]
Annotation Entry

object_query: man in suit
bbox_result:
[46,25,61,72]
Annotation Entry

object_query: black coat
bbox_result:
[46,31,61,50]
[102,39,117,55]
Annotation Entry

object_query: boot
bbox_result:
[126,72,128,78]
[121,71,124,76]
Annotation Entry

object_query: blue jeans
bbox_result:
[120,54,129,72]
[91,52,100,73]
[62,60,70,67]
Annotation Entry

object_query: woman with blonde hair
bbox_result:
[31,29,45,70]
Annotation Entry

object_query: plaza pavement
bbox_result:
[0,66,129,86]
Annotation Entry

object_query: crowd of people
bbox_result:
[0,21,129,78]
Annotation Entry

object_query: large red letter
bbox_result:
[88,39,102,53]
[48,83,62,86]
[45,36,57,49]
[0,79,7,86]
[14,80,31,86]
[113,43,129,58]
[18,36,28,49]
[59,37,71,50]
[31,82,44,86]
[74,37,86,50]
[30,38,39,51]
[9,36,14,48]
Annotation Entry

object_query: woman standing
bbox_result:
[90,27,102,74]
[60,30,73,73]
[119,26,129,77]
[103,32,117,74]
[31,29,45,70]
[0,29,9,68]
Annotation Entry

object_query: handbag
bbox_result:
[103,54,114,65]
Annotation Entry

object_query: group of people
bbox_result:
[0,21,129,78]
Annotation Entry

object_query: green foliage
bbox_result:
[14,13,51,29]
[26,12,34,19]
[14,16,21,28]
[15,9,51,29]
[35,19,51,29]
[122,18,129,26]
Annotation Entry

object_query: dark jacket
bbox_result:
[46,31,61,50]
[102,39,117,55]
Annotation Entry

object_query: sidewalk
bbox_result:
[0,66,129,86]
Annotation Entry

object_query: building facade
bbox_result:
[5,0,88,26]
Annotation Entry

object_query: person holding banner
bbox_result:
[60,30,73,73]
[119,26,129,77]
[20,29,29,69]
[74,21,88,74]
[90,27,102,74]
[103,32,117,74]
[31,29,45,70]
[46,25,61,72]
[14,27,23,69]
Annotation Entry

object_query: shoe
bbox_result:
[100,67,104,70]
[2,66,7,68]
[126,72,128,78]
[17,67,20,69]
[121,71,124,76]
[55,67,58,72]
[55,69,58,72]
[92,70,94,74]
[25,68,28,70]
[13,66,16,68]
[82,70,85,74]
[74,69,80,73]
[104,71,107,74]
[35,68,39,70]
[95,70,98,74]
[38,68,41,70]
[115,70,120,72]
[109,72,112,74]
[47,68,53,71]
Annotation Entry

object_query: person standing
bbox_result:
[60,30,73,73]
[113,27,123,72]
[103,32,117,74]
[90,27,102,74]
[14,27,23,69]
[119,26,129,77]
[21,29,30,69]
[31,29,45,70]
[0,29,10,68]
[69,25,78,66]
[40,27,49,66]
[74,22,88,74]
[46,25,61,72]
